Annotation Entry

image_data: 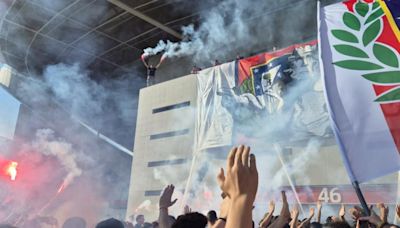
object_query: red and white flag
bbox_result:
[319,0,400,182]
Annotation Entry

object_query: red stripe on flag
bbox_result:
[373,85,400,152]
[377,16,400,53]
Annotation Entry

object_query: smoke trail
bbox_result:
[32,129,82,189]
[143,0,319,66]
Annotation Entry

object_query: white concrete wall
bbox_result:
[127,74,198,221]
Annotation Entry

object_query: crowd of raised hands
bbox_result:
[155,145,400,228]
[2,145,399,228]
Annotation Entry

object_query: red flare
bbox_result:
[141,53,148,61]
[6,162,18,181]
[0,158,18,181]
[160,53,167,62]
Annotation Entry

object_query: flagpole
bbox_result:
[317,0,370,216]
[273,144,306,217]
[352,181,370,216]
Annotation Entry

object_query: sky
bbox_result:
[0,77,20,140]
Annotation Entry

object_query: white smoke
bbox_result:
[143,0,317,66]
[32,129,82,189]
[142,0,254,61]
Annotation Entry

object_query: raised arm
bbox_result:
[158,184,178,228]
[299,207,315,228]
[269,191,291,228]
[141,54,149,68]
[290,206,299,228]
[156,54,167,68]
[358,207,385,227]
[377,203,389,224]
[259,200,275,228]
[212,195,230,228]
[339,204,346,222]
[217,145,258,228]
[316,201,322,223]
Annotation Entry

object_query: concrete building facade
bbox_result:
[128,72,399,222]
[127,74,198,219]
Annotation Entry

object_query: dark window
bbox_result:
[147,158,188,167]
[144,190,162,196]
[152,101,190,114]
[150,129,189,140]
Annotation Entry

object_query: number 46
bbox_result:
[318,187,342,203]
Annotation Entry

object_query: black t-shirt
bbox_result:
[147,67,157,77]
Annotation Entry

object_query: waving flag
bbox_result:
[319,0,400,182]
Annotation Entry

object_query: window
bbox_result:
[152,101,190,114]
[144,190,162,196]
[150,129,189,140]
[147,158,188,167]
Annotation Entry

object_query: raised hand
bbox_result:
[299,207,315,228]
[269,200,275,214]
[316,201,322,223]
[217,145,258,201]
[259,200,275,228]
[159,184,177,209]
[358,208,383,227]
[269,191,291,228]
[317,201,322,211]
[309,207,315,219]
[291,206,299,219]
[350,206,363,221]
[217,145,258,228]
[159,185,178,228]
[281,191,291,222]
[377,203,389,223]
[290,206,299,228]
[339,204,346,221]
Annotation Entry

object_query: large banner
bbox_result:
[195,40,331,151]
[319,0,400,182]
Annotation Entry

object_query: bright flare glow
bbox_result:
[6,162,18,181]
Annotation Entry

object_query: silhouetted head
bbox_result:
[136,215,145,225]
[172,212,207,228]
[323,221,351,228]
[63,217,86,228]
[310,222,323,228]
[95,218,124,228]
[207,210,217,225]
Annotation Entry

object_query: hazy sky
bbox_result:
[0,84,20,140]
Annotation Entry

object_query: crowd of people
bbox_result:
[1,145,399,228]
